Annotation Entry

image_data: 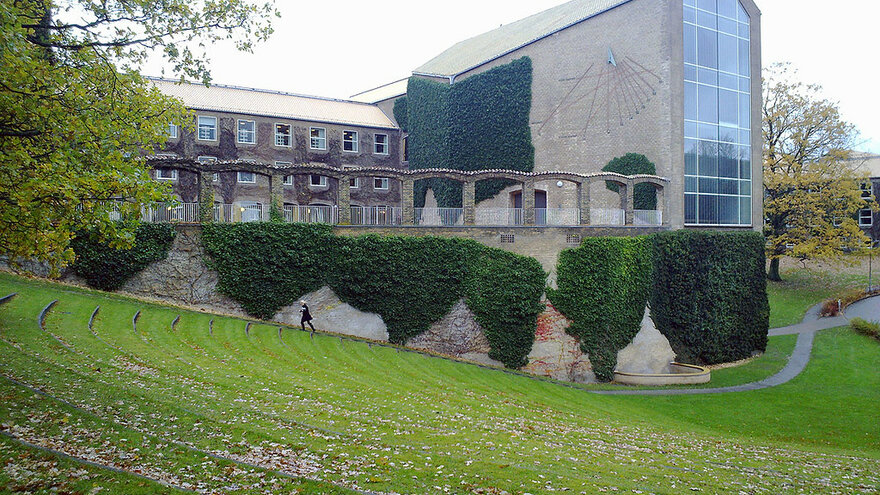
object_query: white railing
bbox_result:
[634,210,663,226]
[475,208,523,226]
[414,208,464,226]
[536,208,580,226]
[352,206,401,225]
[214,204,234,223]
[283,205,338,224]
[591,208,625,226]
[141,203,200,223]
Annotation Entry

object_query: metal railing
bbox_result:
[141,203,200,223]
[351,206,402,226]
[535,208,580,226]
[634,209,663,226]
[414,208,464,226]
[283,205,338,224]
[590,208,625,226]
[475,208,523,226]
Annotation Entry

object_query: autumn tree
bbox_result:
[763,64,873,281]
[0,0,276,272]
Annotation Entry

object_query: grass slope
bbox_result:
[0,272,878,494]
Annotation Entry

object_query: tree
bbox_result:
[0,0,276,273]
[602,153,657,210]
[763,64,873,281]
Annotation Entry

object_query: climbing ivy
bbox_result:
[200,223,546,368]
[547,236,654,381]
[602,153,657,210]
[406,57,534,207]
[393,96,408,132]
[70,222,176,291]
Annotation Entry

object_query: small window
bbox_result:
[156,168,178,181]
[310,127,326,150]
[343,130,358,152]
[310,175,327,187]
[860,209,873,227]
[343,166,359,189]
[283,175,293,186]
[197,155,217,164]
[238,171,256,184]
[374,134,389,155]
[861,182,873,200]
[197,116,217,141]
[212,173,219,182]
[403,135,409,161]
[167,123,178,139]
[275,123,291,147]
[374,177,389,190]
[237,120,256,144]
[275,160,292,167]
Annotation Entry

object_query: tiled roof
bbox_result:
[414,0,632,77]
[151,78,398,129]
[350,78,409,103]
[850,152,880,178]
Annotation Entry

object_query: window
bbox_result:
[373,177,389,190]
[167,123,178,139]
[197,155,217,164]
[237,120,256,144]
[860,209,873,227]
[275,123,291,147]
[374,133,389,155]
[343,130,358,152]
[403,135,409,162]
[283,175,293,186]
[310,127,326,150]
[238,171,256,184]
[275,160,292,167]
[861,182,873,200]
[343,166,359,189]
[197,116,217,141]
[310,175,327,187]
[212,173,219,182]
[156,168,177,181]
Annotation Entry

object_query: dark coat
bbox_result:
[300,304,312,321]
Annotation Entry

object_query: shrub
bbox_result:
[602,153,657,210]
[850,318,880,341]
[70,222,176,291]
[820,288,880,317]
[547,236,654,381]
[650,230,769,365]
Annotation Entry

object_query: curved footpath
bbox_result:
[595,295,880,396]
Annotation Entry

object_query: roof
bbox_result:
[414,0,632,78]
[849,152,880,178]
[150,78,398,129]
[350,78,409,103]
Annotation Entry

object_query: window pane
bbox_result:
[685,194,697,224]
[718,16,737,35]
[718,0,737,18]
[684,6,696,23]
[696,9,716,29]
[739,146,752,179]
[699,195,718,224]
[685,82,698,120]
[738,39,750,76]
[697,67,717,85]
[698,123,718,141]
[718,144,738,177]
[698,141,718,176]
[686,176,698,193]
[684,24,697,64]
[697,28,717,68]
[697,0,716,13]
[685,139,699,174]
[718,33,738,73]
[718,89,737,125]
[739,197,751,225]
[700,177,718,193]
[718,125,737,144]
[719,179,738,194]
[719,195,739,224]
[698,85,717,122]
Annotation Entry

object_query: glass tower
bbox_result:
[683,0,752,226]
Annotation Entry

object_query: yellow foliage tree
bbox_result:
[763,64,873,281]
[0,0,276,273]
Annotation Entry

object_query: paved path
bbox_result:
[593,299,871,396]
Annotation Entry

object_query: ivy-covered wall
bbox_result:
[602,153,657,210]
[547,236,654,381]
[70,223,176,291]
[405,57,535,207]
[201,223,545,368]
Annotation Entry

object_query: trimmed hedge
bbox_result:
[406,57,534,207]
[650,230,769,364]
[602,153,657,210]
[547,236,654,381]
[70,223,176,291]
[201,223,546,368]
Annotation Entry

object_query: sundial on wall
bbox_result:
[536,48,663,138]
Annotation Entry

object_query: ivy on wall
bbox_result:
[201,223,546,368]
[406,57,535,207]
[393,97,408,132]
[650,230,769,365]
[602,153,657,210]
[70,223,176,291]
[547,236,654,381]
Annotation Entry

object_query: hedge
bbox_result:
[406,57,534,207]
[547,236,654,381]
[70,222,176,291]
[602,153,657,210]
[201,223,546,368]
[650,230,769,364]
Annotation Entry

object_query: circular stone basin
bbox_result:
[613,362,711,386]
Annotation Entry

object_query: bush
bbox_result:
[850,318,880,341]
[650,230,769,364]
[201,223,545,368]
[602,153,657,210]
[547,236,654,381]
[820,288,880,317]
[70,223,176,291]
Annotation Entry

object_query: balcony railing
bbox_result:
[634,209,663,226]
[283,205,338,224]
[351,206,402,226]
[415,208,464,226]
[590,208,625,226]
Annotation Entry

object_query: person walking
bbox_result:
[300,301,315,332]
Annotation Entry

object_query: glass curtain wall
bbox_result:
[683,0,752,226]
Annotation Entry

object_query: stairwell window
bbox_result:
[310,127,326,150]
[343,130,358,152]
[374,133,389,155]
[197,116,217,141]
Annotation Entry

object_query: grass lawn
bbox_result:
[768,263,869,328]
[1,272,878,494]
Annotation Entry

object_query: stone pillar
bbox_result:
[337,175,351,225]
[401,178,415,225]
[655,185,665,225]
[522,179,536,226]
[623,180,635,225]
[198,171,215,223]
[463,180,476,226]
[577,180,591,225]
[269,174,283,222]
